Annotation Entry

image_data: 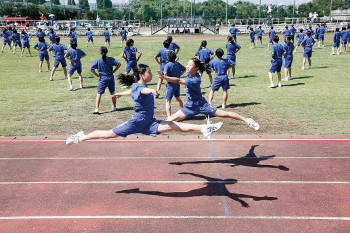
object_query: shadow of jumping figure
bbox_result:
[116,172,278,208]
[169,145,289,171]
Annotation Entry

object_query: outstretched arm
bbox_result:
[111,89,132,98]
[158,71,186,85]
[178,172,217,181]
[141,87,158,96]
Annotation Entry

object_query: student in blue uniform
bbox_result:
[86,28,94,47]
[68,28,77,46]
[289,25,297,43]
[158,58,259,131]
[268,36,285,88]
[65,42,86,90]
[229,24,239,41]
[36,28,46,40]
[225,36,241,79]
[122,39,142,75]
[154,39,172,97]
[104,27,111,47]
[12,29,22,54]
[208,48,233,109]
[163,51,186,118]
[301,31,315,70]
[90,47,121,114]
[318,24,326,48]
[283,36,295,81]
[48,37,68,81]
[268,26,276,50]
[33,37,51,72]
[66,64,223,144]
[167,36,180,54]
[346,25,350,51]
[120,27,128,47]
[256,26,265,45]
[7,27,13,46]
[293,28,305,53]
[331,28,341,56]
[249,27,256,48]
[194,40,215,85]
[20,30,32,57]
[1,28,12,53]
[340,26,348,53]
[282,26,290,43]
[47,28,56,44]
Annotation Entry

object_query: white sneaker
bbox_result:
[93,108,99,114]
[221,104,226,109]
[308,66,312,70]
[80,84,83,89]
[201,122,223,137]
[66,131,85,145]
[301,66,305,70]
[268,84,275,88]
[39,70,42,73]
[111,106,117,112]
[49,76,53,81]
[68,86,73,91]
[284,77,289,81]
[277,82,282,88]
[247,118,260,131]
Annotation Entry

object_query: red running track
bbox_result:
[0,136,349,232]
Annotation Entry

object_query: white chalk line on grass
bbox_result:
[1,156,350,160]
[1,181,350,185]
[1,215,350,220]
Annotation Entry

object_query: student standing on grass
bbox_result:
[268,36,285,88]
[36,28,46,40]
[225,36,241,79]
[301,31,315,70]
[122,39,142,76]
[167,36,180,54]
[86,28,94,47]
[229,24,239,41]
[154,39,172,98]
[66,64,223,145]
[282,26,290,44]
[47,28,56,44]
[249,27,256,48]
[331,28,341,56]
[318,24,326,48]
[268,26,276,50]
[294,29,305,53]
[33,37,51,73]
[90,47,121,114]
[256,26,265,45]
[20,30,32,57]
[65,42,86,91]
[1,28,12,53]
[68,28,77,46]
[289,25,297,43]
[283,36,294,81]
[158,58,259,131]
[104,27,111,47]
[48,37,68,81]
[208,48,233,109]
[194,40,215,85]
[340,27,348,53]
[163,51,185,119]
[120,27,128,47]
[314,24,320,45]
[12,29,21,54]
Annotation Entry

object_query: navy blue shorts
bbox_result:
[13,40,21,47]
[53,57,67,68]
[68,62,82,75]
[98,76,115,94]
[227,55,236,65]
[332,42,340,48]
[211,75,230,91]
[257,36,262,40]
[105,38,110,42]
[284,57,293,68]
[112,115,162,137]
[269,38,273,43]
[165,83,180,100]
[303,48,312,58]
[39,52,49,61]
[22,42,30,48]
[122,37,127,41]
[181,102,217,118]
[160,63,167,73]
[199,68,212,75]
[126,61,137,73]
[88,38,93,42]
[269,60,282,73]
[315,34,319,40]
[3,39,11,45]
[319,35,324,41]
[297,40,303,46]
[250,38,255,43]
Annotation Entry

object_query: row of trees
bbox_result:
[1,0,350,21]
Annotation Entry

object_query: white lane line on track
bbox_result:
[1,215,350,220]
[1,181,350,184]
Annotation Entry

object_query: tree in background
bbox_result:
[68,0,76,5]
[79,0,90,11]
[96,0,112,9]
[51,0,60,5]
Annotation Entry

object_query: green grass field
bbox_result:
[0,34,349,136]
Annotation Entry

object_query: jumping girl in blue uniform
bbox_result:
[12,29,21,54]
[1,28,12,53]
[49,37,68,81]
[294,28,305,53]
[20,30,32,57]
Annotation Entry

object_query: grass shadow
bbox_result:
[224,102,261,108]
[312,66,328,69]
[82,85,98,89]
[283,82,305,87]
[291,76,313,80]
[236,75,257,79]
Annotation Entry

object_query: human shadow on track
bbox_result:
[116,172,278,208]
[169,145,289,171]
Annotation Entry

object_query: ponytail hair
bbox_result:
[117,64,149,87]
[199,40,207,51]
[227,36,235,45]
[100,46,108,62]
[166,35,173,43]
[126,39,134,49]
[191,57,206,72]
[55,36,60,44]
[71,42,77,49]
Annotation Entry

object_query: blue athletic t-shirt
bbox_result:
[0,31,10,40]
[195,48,214,63]
[283,43,295,58]
[21,34,29,43]
[225,42,241,57]
[69,32,77,39]
[48,32,56,43]
[269,30,276,38]
[34,41,50,52]
[256,29,265,37]
[120,30,128,38]
[36,31,46,38]
[185,73,206,107]
[283,29,290,38]
[90,57,121,76]
[131,83,154,119]
[49,43,67,58]
[65,49,86,62]
[12,33,20,41]
[86,31,93,39]
[296,32,305,41]
[289,27,296,36]
[169,43,180,52]
[164,62,186,88]
[341,30,347,42]
[271,44,285,61]
[209,58,232,75]
[319,27,326,35]
[249,30,255,39]
[155,48,171,63]
[229,27,238,37]
[104,30,110,38]
[123,46,138,62]
[302,37,315,48]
